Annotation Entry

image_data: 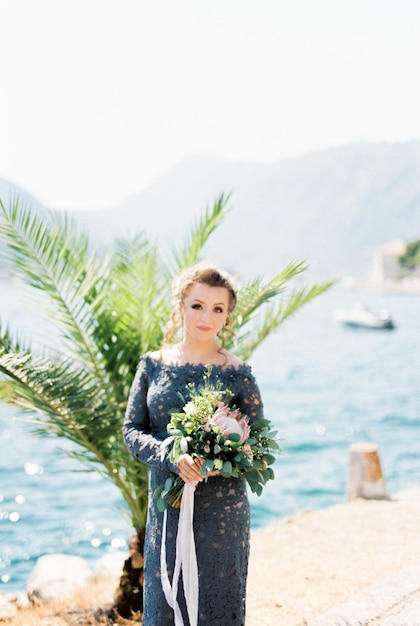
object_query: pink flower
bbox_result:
[204,402,250,444]
[242,443,254,460]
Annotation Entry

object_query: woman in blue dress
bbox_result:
[123,263,264,625]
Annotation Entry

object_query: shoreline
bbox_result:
[2,486,419,625]
[343,277,420,295]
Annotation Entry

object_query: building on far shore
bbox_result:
[368,239,420,293]
[371,239,407,284]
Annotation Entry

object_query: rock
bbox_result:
[0,593,18,619]
[92,552,127,581]
[27,554,92,604]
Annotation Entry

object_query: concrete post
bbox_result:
[347,442,388,500]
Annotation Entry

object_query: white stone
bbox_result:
[0,593,18,619]
[27,553,92,603]
[92,551,127,581]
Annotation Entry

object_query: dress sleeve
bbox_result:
[237,367,264,423]
[123,357,178,473]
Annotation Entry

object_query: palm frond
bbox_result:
[0,352,109,443]
[232,279,335,360]
[0,334,148,527]
[171,192,231,269]
[112,234,170,352]
[0,197,109,376]
[90,234,170,395]
[233,260,308,328]
[0,317,27,355]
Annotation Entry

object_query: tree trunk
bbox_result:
[113,529,145,620]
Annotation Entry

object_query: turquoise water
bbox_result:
[1,281,419,592]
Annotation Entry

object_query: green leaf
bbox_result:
[246,438,258,445]
[171,193,231,269]
[221,461,233,476]
[157,498,167,512]
[201,459,215,474]
[263,453,277,465]
[164,477,174,491]
[153,484,164,498]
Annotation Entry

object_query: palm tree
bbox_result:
[0,193,333,618]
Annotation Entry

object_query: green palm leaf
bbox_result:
[232,280,334,360]
[0,192,333,536]
[234,260,308,326]
[171,192,231,270]
[0,324,148,527]
[0,197,109,376]
[228,259,333,359]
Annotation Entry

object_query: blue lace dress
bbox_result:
[123,353,264,626]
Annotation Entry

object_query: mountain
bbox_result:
[76,141,420,280]
[2,142,420,281]
[0,178,45,211]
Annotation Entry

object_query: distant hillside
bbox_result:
[0,178,44,211]
[2,142,420,281]
[76,141,420,280]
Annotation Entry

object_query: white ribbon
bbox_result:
[160,482,198,626]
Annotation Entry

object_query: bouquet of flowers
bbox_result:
[154,365,280,511]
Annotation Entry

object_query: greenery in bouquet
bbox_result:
[153,365,280,511]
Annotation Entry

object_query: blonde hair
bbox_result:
[163,263,237,345]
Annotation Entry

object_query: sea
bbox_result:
[1,279,419,594]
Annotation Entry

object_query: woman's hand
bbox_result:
[177,454,204,485]
[177,454,220,485]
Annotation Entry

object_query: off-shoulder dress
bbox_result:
[123,353,264,626]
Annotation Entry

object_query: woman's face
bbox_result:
[181,283,230,341]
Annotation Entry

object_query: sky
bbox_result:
[1,0,420,212]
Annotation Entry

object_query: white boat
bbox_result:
[332,305,395,330]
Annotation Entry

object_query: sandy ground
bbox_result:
[3,487,420,626]
[246,486,420,625]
